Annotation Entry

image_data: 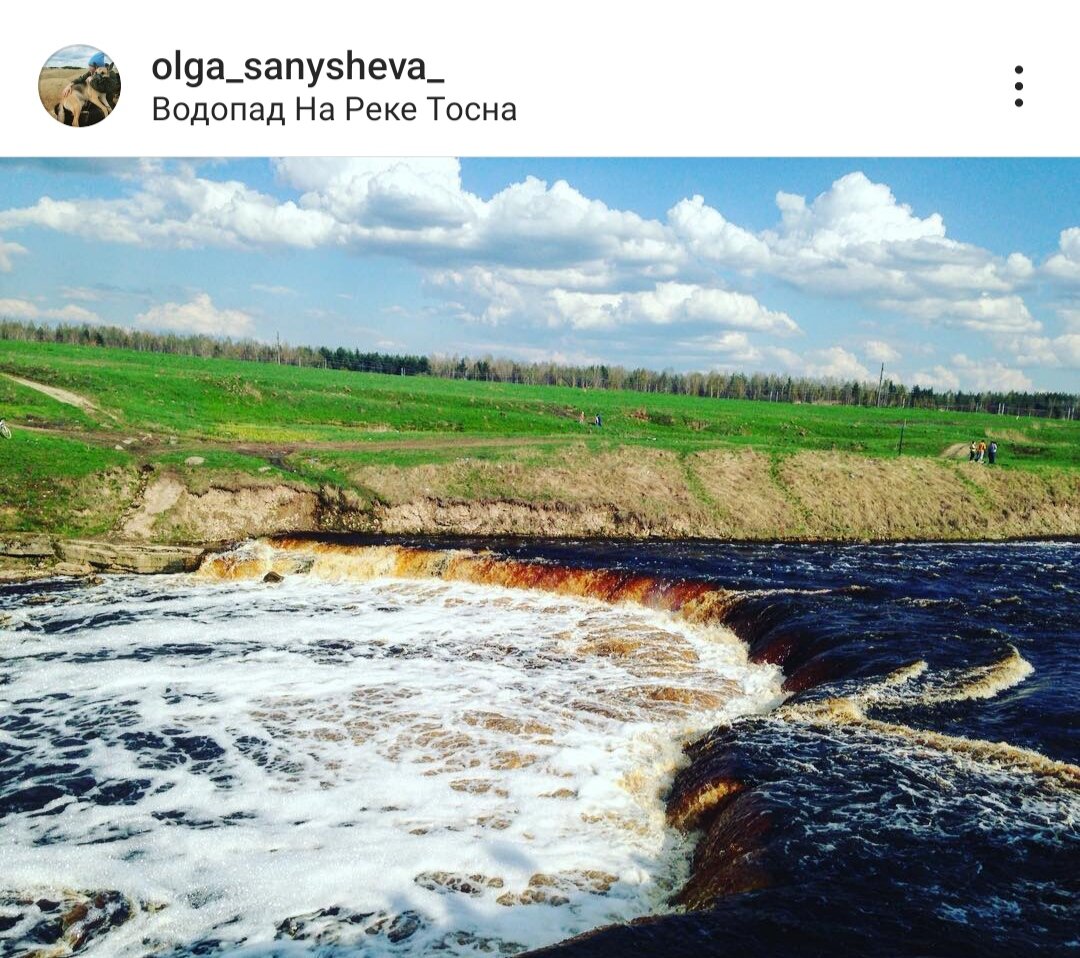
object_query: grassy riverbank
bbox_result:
[1,340,1077,543]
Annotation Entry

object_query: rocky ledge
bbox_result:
[0,534,207,579]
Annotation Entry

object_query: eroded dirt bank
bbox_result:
[114,447,1080,542]
[1,448,1077,578]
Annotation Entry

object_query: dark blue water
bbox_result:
[387,536,1079,957]
[2,539,1078,957]
[452,538,1077,759]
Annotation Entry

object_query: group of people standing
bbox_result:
[969,439,998,464]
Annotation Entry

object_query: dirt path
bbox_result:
[6,374,100,414]
[13,424,581,455]
[234,435,580,455]
[941,442,970,459]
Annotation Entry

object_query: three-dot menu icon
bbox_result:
[1015,65,1023,107]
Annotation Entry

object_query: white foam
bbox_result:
[0,573,782,955]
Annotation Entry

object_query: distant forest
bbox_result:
[1,319,1076,420]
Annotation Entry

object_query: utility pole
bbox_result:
[898,419,906,456]
[877,363,885,407]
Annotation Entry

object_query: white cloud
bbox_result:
[863,340,901,363]
[1005,252,1037,281]
[0,298,100,322]
[1000,333,1080,369]
[0,298,38,319]
[802,346,873,382]
[880,294,1039,334]
[668,194,770,268]
[774,172,946,246]
[683,333,801,369]
[549,283,798,333]
[251,283,295,296]
[274,161,684,281]
[433,271,797,336]
[0,161,690,298]
[1059,306,1080,332]
[693,336,1045,391]
[0,239,26,272]
[276,157,475,229]
[911,365,961,391]
[914,354,1032,392]
[0,161,1064,374]
[437,341,602,367]
[683,172,1035,327]
[60,286,102,301]
[51,304,101,322]
[951,354,1033,392]
[430,268,527,326]
[679,337,875,381]
[692,330,757,356]
[0,177,340,250]
[1044,227,1080,283]
[135,292,254,336]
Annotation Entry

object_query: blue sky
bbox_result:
[43,45,110,69]
[0,158,1078,392]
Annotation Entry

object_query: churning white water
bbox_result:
[0,570,782,955]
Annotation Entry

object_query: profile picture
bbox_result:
[39,45,121,127]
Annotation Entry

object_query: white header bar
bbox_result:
[2,0,1077,156]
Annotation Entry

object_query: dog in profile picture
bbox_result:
[40,46,121,127]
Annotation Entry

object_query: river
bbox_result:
[1,537,1076,956]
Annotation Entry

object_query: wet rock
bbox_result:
[497,889,570,907]
[0,890,133,955]
[782,651,857,694]
[263,570,284,583]
[675,790,774,909]
[746,631,804,667]
[56,540,205,575]
[438,929,525,953]
[53,562,95,577]
[382,911,422,943]
[276,907,424,946]
[414,871,504,897]
[666,730,751,831]
[0,534,56,559]
[496,871,617,907]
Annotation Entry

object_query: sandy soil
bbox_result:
[6,374,99,413]
[122,475,321,541]
[109,447,1080,544]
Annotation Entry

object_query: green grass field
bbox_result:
[3,339,1077,462]
[1,339,1077,539]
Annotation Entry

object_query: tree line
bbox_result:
[1,318,1075,419]
[0,320,430,377]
